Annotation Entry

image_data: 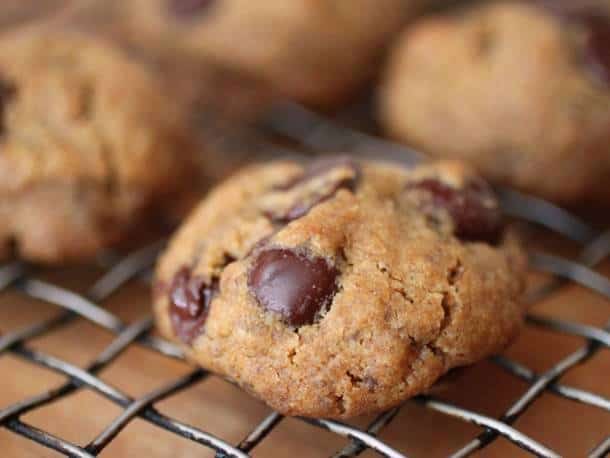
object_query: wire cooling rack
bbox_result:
[1,102,609,457]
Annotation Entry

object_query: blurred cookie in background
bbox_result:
[8,0,276,183]
[38,0,276,123]
[0,0,70,30]
[118,0,424,109]
[0,30,204,263]
[380,0,610,205]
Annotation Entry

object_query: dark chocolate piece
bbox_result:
[249,248,339,326]
[169,267,218,344]
[407,178,504,244]
[269,156,360,223]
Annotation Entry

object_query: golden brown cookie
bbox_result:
[119,0,422,107]
[153,156,526,418]
[0,31,200,263]
[381,0,610,204]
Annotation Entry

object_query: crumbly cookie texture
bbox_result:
[0,31,199,263]
[381,0,610,204]
[153,156,526,419]
[120,0,422,107]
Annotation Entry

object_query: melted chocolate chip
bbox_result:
[169,267,218,344]
[248,248,339,327]
[268,156,361,223]
[407,178,504,244]
[167,0,215,18]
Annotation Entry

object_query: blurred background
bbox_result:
[0,1,609,457]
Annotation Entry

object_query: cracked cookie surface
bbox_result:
[120,0,421,107]
[381,0,610,204]
[0,31,198,263]
[153,156,526,418]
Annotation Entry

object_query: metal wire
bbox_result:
[1,103,609,457]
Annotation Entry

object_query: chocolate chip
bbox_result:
[407,178,504,244]
[248,248,339,327]
[169,267,218,344]
[265,156,360,223]
[167,0,215,18]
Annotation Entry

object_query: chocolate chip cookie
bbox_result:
[120,0,421,107]
[0,30,199,263]
[153,156,526,418]
[381,0,610,204]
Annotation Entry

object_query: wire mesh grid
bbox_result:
[1,102,609,458]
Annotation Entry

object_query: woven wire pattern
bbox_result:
[1,103,609,457]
